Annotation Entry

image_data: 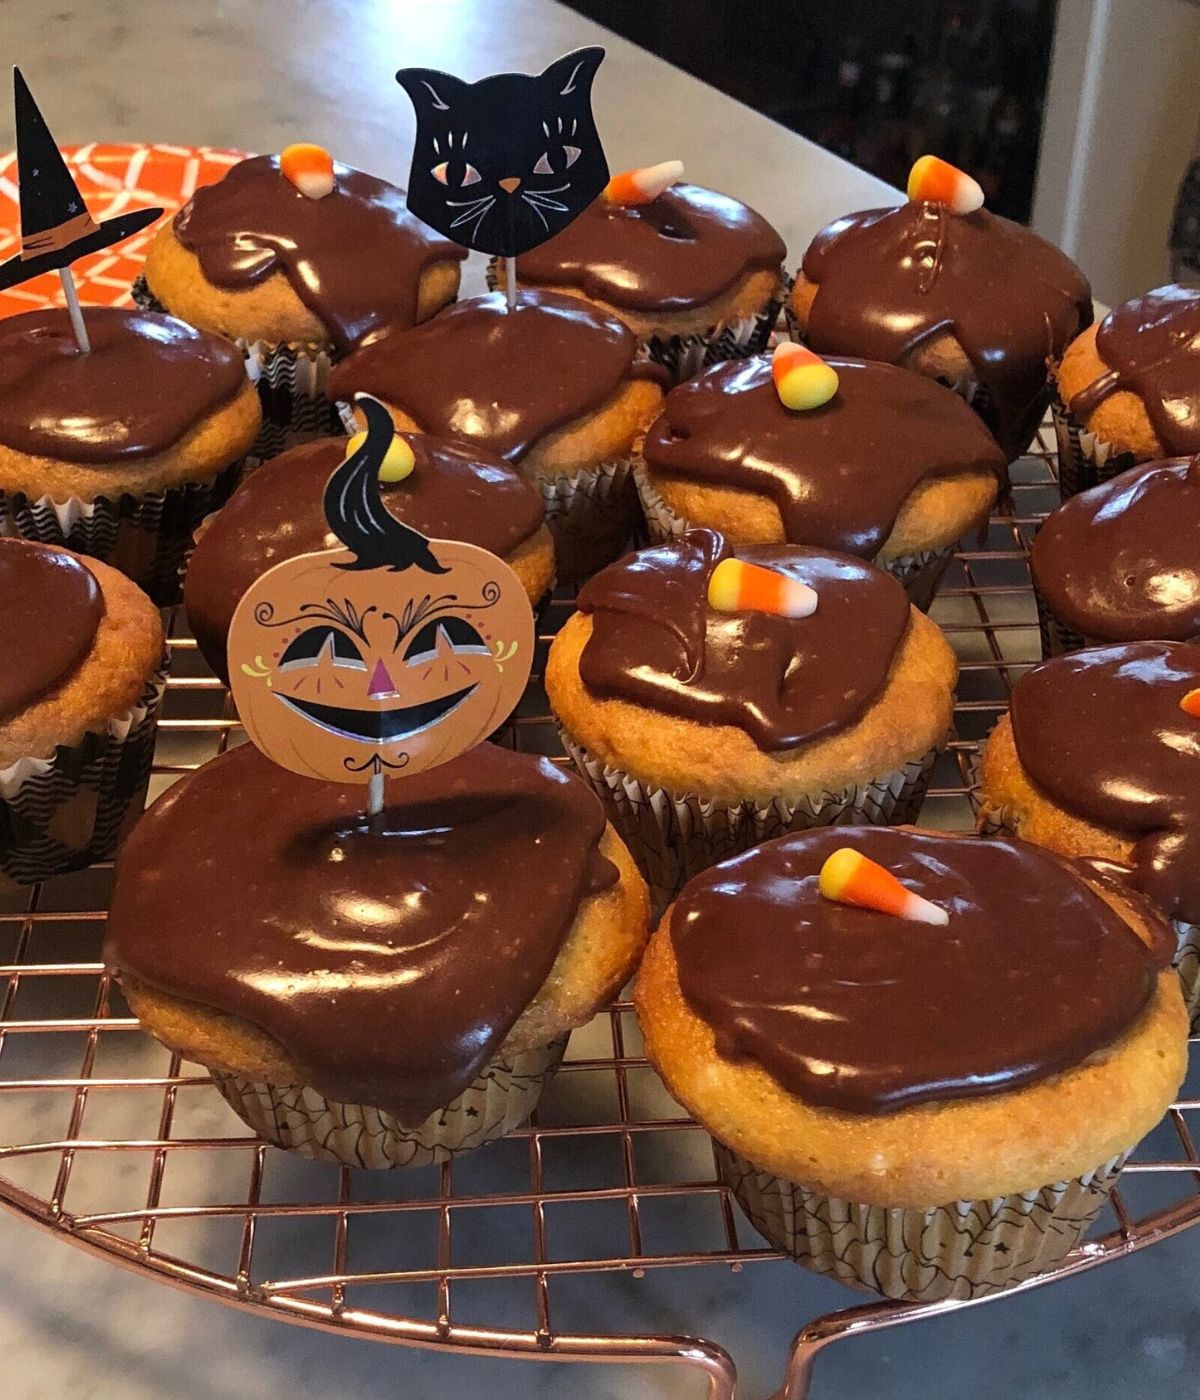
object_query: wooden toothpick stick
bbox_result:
[367,767,384,818]
[505,255,518,312]
[58,267,90,352]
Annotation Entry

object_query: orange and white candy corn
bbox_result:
[604,160,684,206]
[907,155,984,215]
[345,428,415,483]
[1181,687,1200,718]
[772,342,839,411]
[708,557,817,619]
[819,847,949,926]
[280,143,336,200]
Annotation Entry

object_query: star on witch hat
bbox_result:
[0,68,163,290]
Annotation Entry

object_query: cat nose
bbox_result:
[498,176,522,193]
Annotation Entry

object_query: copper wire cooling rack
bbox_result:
[1,424,1199,1400]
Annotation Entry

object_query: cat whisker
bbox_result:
[527,181,572,195]
[458,204,495,246]
[524,194,568,213]
[450,199,495,229]
[445,194,493,209]
[521,195,550,232]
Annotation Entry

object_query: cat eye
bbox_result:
[280,626,367,672]
[533,145,582,176]
[403,616,490,666]
[431,161,482,187]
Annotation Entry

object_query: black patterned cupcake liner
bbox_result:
[1050,390,1138,500]
[0,662,167,885]
[533,455,645,585]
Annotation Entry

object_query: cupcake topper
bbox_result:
[0,68,164,350]
[397,47,608,310]
[604,160,684,206]
[708,557,818,619]
[228,395,535,812]
[907,155,984,215]
[819,847,948,926]
[772,342,839,411]
[1182,687,1200,718]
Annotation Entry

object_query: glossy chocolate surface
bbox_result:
[1010,642,1200,925]
[516,183,785,312]
[642,356,1007,558]
[801,203,1091,457]
[671,826,1161,1114]
[173,154,465,354]
[0,539,101,720]
[1032,458,1200,642]
[575,529,911,751]
[105,742,617,1122]
[0,307,246,463]
[326,290,667,462]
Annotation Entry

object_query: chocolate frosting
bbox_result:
[105,742,618,1122]
[327,290,667,462]
[515,183,785,312]
[643,356,1007,557]
[0,539,101,719]
[0,307,247,463]
[1009,642,1200,925]
[575,529,910,752]
[671,826,1162,1115]
[173,154,465,354]
[1068,285,1200,456]
[801,204,1092,457]
[185,433,546,680]
[1032,457,1200,642]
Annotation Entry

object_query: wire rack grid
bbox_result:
[1,427,1199,1400]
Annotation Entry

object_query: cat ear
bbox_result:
[539,46,605,98]
[395,67,468,116]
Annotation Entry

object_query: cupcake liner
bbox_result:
[559,728,937,917]
[1050,390,1138,499]
[534,455,645,585]
[1032,581,1093,658]
[713,1140,1126,1302]
[0,660,167,884]
[634,466,954,613]
[209,1034,569,1169]
[0,459,243,607]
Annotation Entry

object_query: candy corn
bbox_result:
[906,155,984,215]
[1182,687,1200,718]
[280,143,335,200]
[345,429,415,483]
[819,847,949,926]
[707,557,818,619]
[772,342,839,411]
[604,160,684,206]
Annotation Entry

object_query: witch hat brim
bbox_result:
[0,204,162,290]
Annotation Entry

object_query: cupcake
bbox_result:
[185,433,556,683]
[495,173,786,380]
[327,290,668,582]
[635,825,1186,1301]
[104,741,649,1168]
[545,528,957,912]
[1053,285,1200,497]
[789,196,1091,459]
[0,306,259,604]
[636,355,1007,609]
[979,641,1200,1026]
[140,151,466,453]
[1031,457,1200,656]
[0,538,165,882]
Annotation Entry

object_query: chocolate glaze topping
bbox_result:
[515,183,786,312]
[0,540,101,720]
[1032,458,1200,642]
[643,357,1007,558]
[185,433,546,680]
[0,308,246,463]
[1010,642,1200,926]
[671,826,1163,1115]
[801,204,1092,457]
[173,154,465,354]
[105,742,618,1122]
[1068,286,1200,456]
[575,529,910,751]
[327,291,667,462]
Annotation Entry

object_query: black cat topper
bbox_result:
[397,48,608,258]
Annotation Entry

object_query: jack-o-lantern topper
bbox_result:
[228,396,535,789]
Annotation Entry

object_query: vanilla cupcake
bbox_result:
[328,290,668,582]
[636,825,1186,1300]
[0,538,165,882]
[546,528,957,912]
[636,356,1007,609]
[105,742,649,1168]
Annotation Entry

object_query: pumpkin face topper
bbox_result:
[228,396,534,783]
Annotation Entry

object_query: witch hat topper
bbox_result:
[0,68,163,291]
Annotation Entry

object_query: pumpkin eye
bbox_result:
[403,616,489,666]
[431,160,481,186]
[279,626,366,672]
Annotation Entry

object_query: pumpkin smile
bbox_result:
[276,683,478,743]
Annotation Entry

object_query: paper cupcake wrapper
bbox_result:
[633,466,953,612]
[208,1034,569,1169]
[559,728,937,918]
[714,1140,1126,1302]
[1050,391,1139,500]
[0,460,243,607]
[0,661,166,884]
[534,454,645,585]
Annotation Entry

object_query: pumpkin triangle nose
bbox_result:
[499,176,521,193]
[368,658,397,698]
